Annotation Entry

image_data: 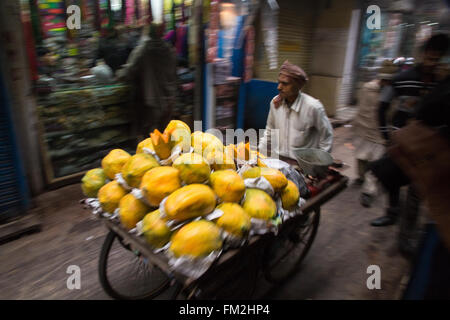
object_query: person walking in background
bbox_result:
[392,74,450,299]
[353,60,399,208]
[92,26,133,75]
[369,33,449,258]
[117,23,177,139]
[370,34,449,228]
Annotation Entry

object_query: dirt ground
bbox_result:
[0,126,414,300]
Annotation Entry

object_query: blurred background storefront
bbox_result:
[0,0,201,190]
[248,0,361,127]
[246,0,449,128]
[0,0,448,223]
[0,0,202,224]
[354,0,450,103]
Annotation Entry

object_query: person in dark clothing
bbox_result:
[92,26,133,75]
[402,75,450,299]
[370,34,449,230]
[117,24,177,138]
[377,33,449,141]
[416,70,450,138]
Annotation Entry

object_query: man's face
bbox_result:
[422,50,444,74]
[277,74,301,101]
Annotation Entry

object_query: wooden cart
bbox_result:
[97,175,349,300]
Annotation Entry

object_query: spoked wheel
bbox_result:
[263,209,320,284]
[99,230,171,300]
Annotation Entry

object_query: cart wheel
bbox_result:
[99,230,171,300]
[262,209,320,284]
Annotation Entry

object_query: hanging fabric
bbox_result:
[261,0,279,70]
[125,0,135,25]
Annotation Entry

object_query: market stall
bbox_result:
[98,172,347,300]
[164,0,197,129]
[21,0,201,186]
[23,0,140,185]
[36,84,134,182]
[80,118,348,300]
[203,0,249,132]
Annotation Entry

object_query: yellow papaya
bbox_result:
[141,209,172,248]
[249,150,267,167]
[98,180,127,213]
[225,144,237,159]
[210,170,245,203]
[242,188,277,220]
[260,167,288,192]
[165,120,191,152]
[191,131,224,158]
[102,149,131,180]
[205,149,236,171]
[169,220,222,258]
[81,168,107,198]
[257,156,268,168]
[281,180,300,210]
[164,184,216,221]
[236,142,251,161]
[190,131,204,154]
[150,129,172,160]
[241,167,287,192]
[241,166,261,179]
[165,119,191,133]
[136,138,155,154]
[172,152,211,184]
[121,153,160,188]
[215,203,251,237]
[141,166,181,207]
[119,193,150,230]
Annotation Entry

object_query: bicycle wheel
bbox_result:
[99,230,171,300]
[262,209,320,284]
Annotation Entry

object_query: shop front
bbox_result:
[203,0,314,133]
[248,0,357,124]
[6,0,200,189]
[354,0,449,100]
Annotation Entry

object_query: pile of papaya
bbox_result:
[81,120,301,259]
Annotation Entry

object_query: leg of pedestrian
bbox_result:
[361,171,378,207]
[399,186,421,258]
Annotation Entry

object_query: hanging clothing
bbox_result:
[175,24,188,59]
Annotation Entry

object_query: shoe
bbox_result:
[370,215,397,227]
[360,193,373,208]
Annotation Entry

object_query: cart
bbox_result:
[96,174,349,300]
